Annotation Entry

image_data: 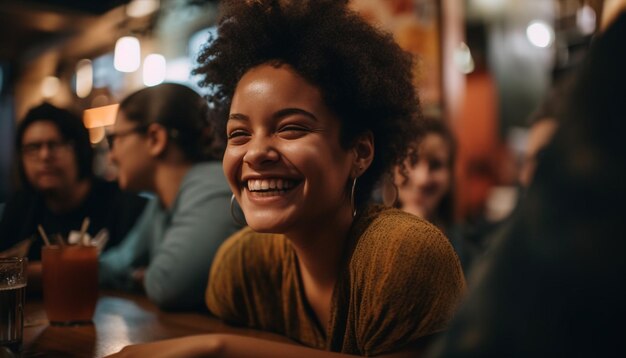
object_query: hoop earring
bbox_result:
[351,177,358,218]
[230,194,246,226]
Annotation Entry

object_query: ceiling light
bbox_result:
[143,54,166,87]
[526,21,554,48]
[577,5,596,35]
[114,36,141,72]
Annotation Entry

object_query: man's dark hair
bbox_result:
[16,102,93,189]
[194,0,421,207]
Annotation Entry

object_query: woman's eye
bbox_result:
[280,125,308,132]
[227,130,250,143]
[227,129,247,138]
[429,159,444,171]
[277,125,310,138]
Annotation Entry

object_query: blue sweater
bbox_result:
[99,161,241,310]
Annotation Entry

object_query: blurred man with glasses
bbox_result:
[0,103,146,293]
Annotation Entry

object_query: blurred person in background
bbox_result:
[99,83,241,310]
[518,117,558,187]
[393,118,455,227]
[0,103,146,292]
[518,73,576,188]
[108,0,465,356]
[427,8,626,357]
[391,118,480,272]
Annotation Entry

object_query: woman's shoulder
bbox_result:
[350,205,463,281]
[358,205,450,251]
[339,206,466,355]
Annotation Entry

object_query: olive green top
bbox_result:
[206,205,466,356]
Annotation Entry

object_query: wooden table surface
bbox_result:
[22,291,290,357]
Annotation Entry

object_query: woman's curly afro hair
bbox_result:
[194,0,421,208]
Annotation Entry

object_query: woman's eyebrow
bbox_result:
[273,108,318,122]
[228,108,318,122]
[228,113,249,121]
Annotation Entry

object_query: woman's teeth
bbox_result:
[247,179,298,192]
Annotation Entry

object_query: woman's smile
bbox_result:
[243,177,303,200]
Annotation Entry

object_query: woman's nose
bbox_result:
[243,136,280,168]
[410,161,430,184]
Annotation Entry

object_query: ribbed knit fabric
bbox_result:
[206,205,466,356]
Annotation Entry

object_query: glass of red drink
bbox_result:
[41,245,98,325]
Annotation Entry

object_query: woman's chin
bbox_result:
[245,213,294,234]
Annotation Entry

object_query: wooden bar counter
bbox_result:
[22,291,290,357]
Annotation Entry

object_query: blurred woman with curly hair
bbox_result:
[109,1,465,357]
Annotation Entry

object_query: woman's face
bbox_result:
[394,133,452,220]
[21,120,79,193]
[108,112,153,192]
[224,64,355,234]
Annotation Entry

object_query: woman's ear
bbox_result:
[352,131,374,178]
[146,123,169,157]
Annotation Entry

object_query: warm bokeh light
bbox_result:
[143,54,166,86]
[114,36,141,72]
[83,104,119,129]
[76,59,93,98]
[526,21,554,48]
[41,76,60,99]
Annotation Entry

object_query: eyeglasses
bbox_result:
[21,140,72,159]
[106,125,148,149]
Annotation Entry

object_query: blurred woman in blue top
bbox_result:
[99,83,241,310]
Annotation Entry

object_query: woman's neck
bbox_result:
[286,203,355,328]
[287,204,354,286]
[44,179,92,214]
[154,162,193,209]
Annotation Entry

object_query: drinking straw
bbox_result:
[54,233,66,248]
[37,225,51,246]
[78,217,90,246]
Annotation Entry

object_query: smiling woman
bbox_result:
[108,1,465,357]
